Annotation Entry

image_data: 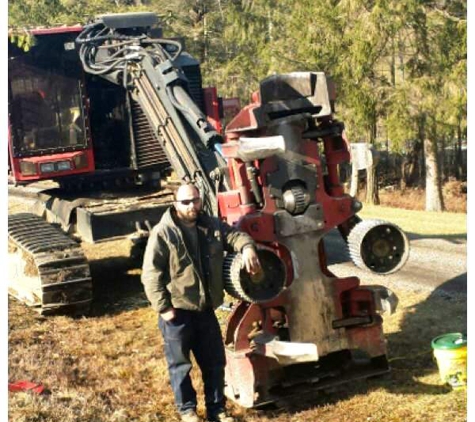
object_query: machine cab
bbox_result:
[8,27,95,184]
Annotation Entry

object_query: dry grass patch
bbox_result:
[9,263,467,422]
[8,195,466,421]
[377,182,467,213]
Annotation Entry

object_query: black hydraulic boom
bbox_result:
[76,12,223,214]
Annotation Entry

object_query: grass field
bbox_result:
[359,204,467,237]
[8,201,467,422]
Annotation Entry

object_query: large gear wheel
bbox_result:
[347,219,409,275]
[282,185,309,215]
[223,249,286,303]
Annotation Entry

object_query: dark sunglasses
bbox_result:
[176,197,201,206]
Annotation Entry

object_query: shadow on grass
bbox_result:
[383,274,467,392]
[87,255,149,317]
[241,275,467,420]
[77,246,467,418]
[406,233,467,243]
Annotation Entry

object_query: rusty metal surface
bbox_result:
[225,346,389,408]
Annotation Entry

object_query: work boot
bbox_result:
[180,410,201,422]
[207,411,235,422]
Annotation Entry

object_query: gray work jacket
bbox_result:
[141,208,254,313]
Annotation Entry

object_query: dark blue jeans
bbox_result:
[159,308,226,418]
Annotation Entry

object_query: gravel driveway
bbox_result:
[324,229,467,298]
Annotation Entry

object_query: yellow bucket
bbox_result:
[431,332,467,388]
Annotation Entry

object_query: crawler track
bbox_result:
[8,213,92,315]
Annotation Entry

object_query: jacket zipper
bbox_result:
[174,224,208,309]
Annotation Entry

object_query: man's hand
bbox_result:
[160,308,176,321]
[242,246,261,275]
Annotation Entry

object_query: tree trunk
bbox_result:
[400,156,407,190]
[365,116,379,204]
[203,13,208,63]
[402,140,422,187]
[350,164,359,197]
[455,123,464,180]
[424,137,445,212]
[366,164,380,205]
[440,135,447,182]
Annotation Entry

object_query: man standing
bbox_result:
[142,183,261,422]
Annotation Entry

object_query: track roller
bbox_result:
[347,218,409,274]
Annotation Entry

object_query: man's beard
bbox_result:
[177,209,198,224]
